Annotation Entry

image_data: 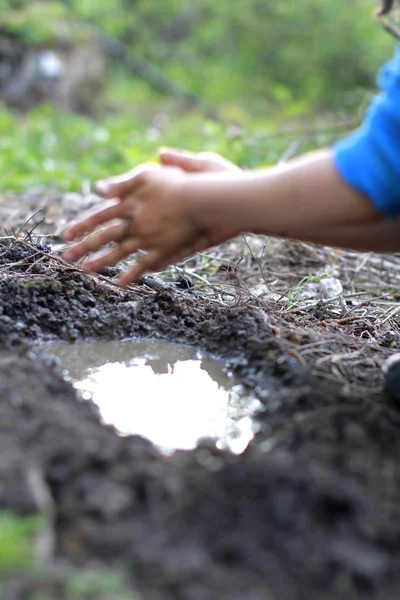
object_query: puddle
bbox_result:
[44,339,260,453]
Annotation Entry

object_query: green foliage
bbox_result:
[0,100,350,191]
[0,512,132,598]
[1,0,395,113]
[1,2,91,44]
[150,0,394,111]
[0,0,397,191]
[0,511,43,575]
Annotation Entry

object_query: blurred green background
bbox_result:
[0,0,396,191]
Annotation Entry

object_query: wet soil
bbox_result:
[2,241,400,599]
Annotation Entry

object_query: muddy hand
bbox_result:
[160,148,240,173]
[63,165,209,285]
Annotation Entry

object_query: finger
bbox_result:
[120,232,210,277]
[159,148,207,173]
[63,202,126,242]
[118,238,205,285]
[82,238,141,273]
[160,148,229,173]
[118,250,164,286]
[151,247,193,272]
[95,163,160,199]
[198,152,241,172]
[155,252,189,271]
[155,234,210,270]
[62,221,130,263]
[160,149,240,173]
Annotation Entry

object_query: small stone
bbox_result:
[175,273,194,290]
[123,301,139,313]
[330,538,388,578]
[319,277,343,299]
[382,353,400,401]
[86,480,133,520]
[88,308,100,320]
[382,352,400,400]
[10,392,23,408]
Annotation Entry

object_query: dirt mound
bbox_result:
[1,241,400,599]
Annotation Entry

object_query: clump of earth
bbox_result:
[2,231,400,600]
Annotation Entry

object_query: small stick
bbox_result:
[382,18,400,40]
[317,316,362,326]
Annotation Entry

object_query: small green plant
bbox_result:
[67,570,134,599]
[0,511,44,576]
[286,271,333,310]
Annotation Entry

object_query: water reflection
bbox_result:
[45,339,260,452]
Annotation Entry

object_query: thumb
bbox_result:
[95,163,159,199]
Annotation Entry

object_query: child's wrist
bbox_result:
[184,176,216,233]
[189,172,249,229]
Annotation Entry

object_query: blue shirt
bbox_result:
[334,47,400,217]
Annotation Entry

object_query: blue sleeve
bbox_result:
[333,47,400,217]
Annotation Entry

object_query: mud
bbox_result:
[2,242,400,599]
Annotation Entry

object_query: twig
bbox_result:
[317,316,364,327]
[242,234,272,291]
[379,304,400,325]
[15,209,46,239]
[278,139,303,164]
[382,17,400,40]
[316,347,367,365]
[341,295,387,318]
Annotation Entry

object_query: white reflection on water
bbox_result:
[45,339,260,452]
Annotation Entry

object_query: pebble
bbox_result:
[382,353,400,401]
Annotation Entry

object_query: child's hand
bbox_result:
[63,165,237,285]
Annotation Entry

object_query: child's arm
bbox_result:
[63,149,378,285]
[160,148,400,253]
[181,149,378,236]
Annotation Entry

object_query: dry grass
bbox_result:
[157,234,400,393]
